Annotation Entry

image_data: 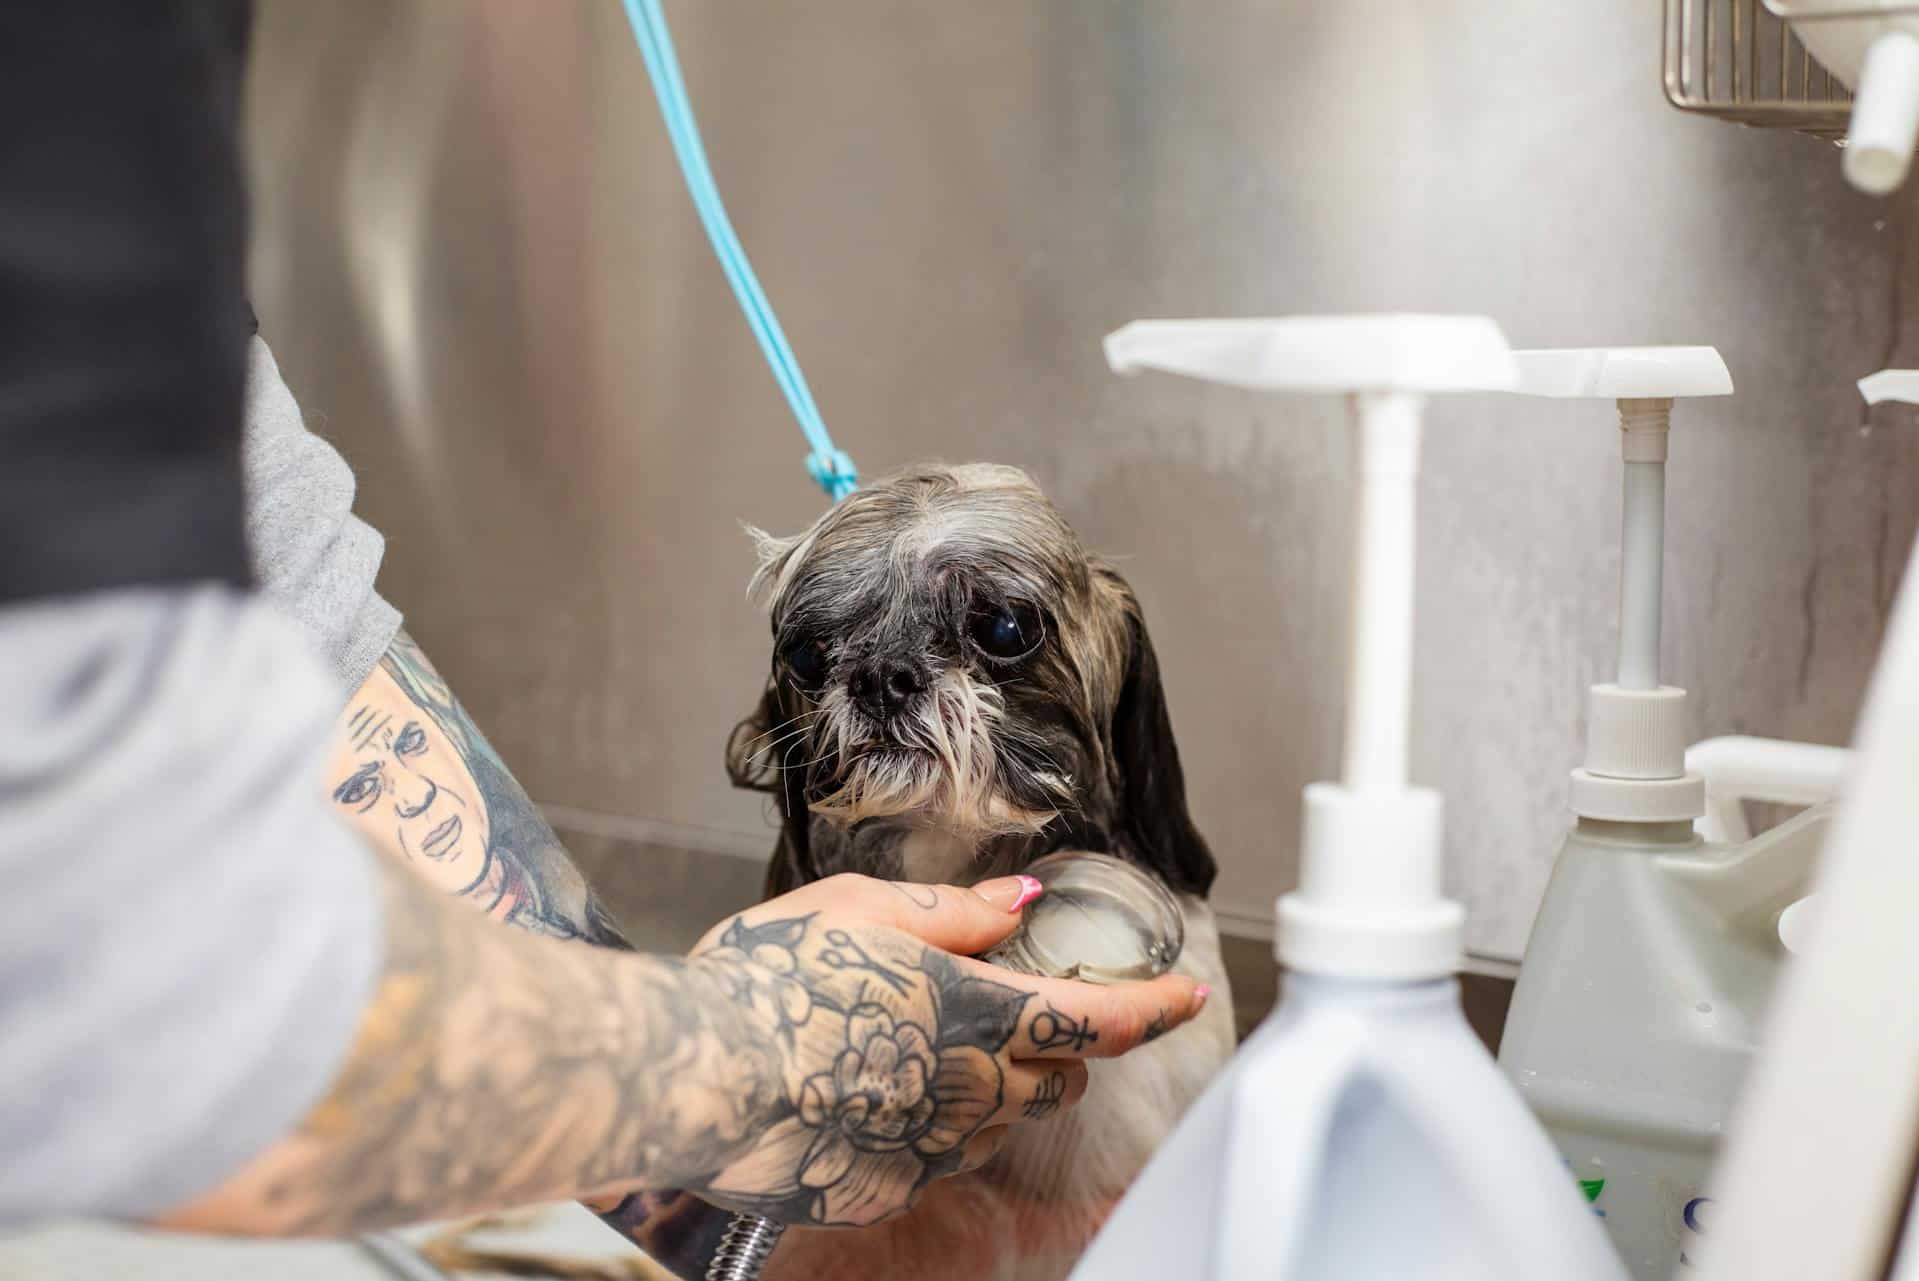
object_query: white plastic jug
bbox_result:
[1488,347,1848,1279]
[1076,970,1631,1281]
[1498,786,1834,1277]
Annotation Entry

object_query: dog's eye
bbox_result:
[781,636,830,689]
[971,605,1043,660]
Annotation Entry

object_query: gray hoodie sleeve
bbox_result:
[0,339,407,1221]
[0,587,382,1222]
[242,338,403,698]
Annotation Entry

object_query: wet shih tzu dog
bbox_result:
[727,463,1236,1280]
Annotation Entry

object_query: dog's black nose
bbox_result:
[850,659,926,717]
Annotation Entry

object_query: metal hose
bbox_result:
[706,1213,787,1281]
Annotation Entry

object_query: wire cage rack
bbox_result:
[1663,0,1858,139]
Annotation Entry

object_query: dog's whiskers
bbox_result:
[762,748,844,775]
[740,711,819,754]
[744,723,819,768]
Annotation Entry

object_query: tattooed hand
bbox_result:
[678,873,1207,1227]
[159,866,1202,1239]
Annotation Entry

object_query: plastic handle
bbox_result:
[1664,804,1834,939]
[1685,735,1853,843]
[1670,737,1849,944]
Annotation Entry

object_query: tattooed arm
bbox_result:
[325,629,730,1268]
[326,630,627,947]
[307,634,1208,1249]
[157,867,1206,1235]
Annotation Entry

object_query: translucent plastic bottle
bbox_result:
[1499,801,1832,1277]
[1489,347,1840,1279]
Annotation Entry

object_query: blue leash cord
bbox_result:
[618,0,858,503]
[617,5,849,1274]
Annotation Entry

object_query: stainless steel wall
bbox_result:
[244,0,1919,964]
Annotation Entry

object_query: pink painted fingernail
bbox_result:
[973,875,1046,912]
[1194,984,1213,1005]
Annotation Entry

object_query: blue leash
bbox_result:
[617,8,849,1274]
[618,0,858,503]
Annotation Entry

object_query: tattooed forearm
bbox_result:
[166,859,773,1233]
[323,632,725,1267]
[325,631,729,1268]
[164,870,1071,1236]
[327,631,628,949]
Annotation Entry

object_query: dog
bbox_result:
[724,463,1236,1281]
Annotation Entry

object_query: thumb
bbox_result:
[870,875,1043,957]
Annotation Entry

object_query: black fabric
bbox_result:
[0,2,255,606]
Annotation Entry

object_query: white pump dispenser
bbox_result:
[1069,317,1627,1281]
[1494,347,1843,1280]
[1509,346,1731,823]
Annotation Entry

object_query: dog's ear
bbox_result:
[1108,597,1216,896]
[725,678,814,896]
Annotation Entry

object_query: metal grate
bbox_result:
[1663,0,1856,139]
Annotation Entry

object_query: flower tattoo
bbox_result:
[795,1004,939,1189]
[696,915,1032,1225]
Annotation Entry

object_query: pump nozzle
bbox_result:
[1504,347,1732,823]
[1075,319,1630,1281]
[1105,316,1515,980]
